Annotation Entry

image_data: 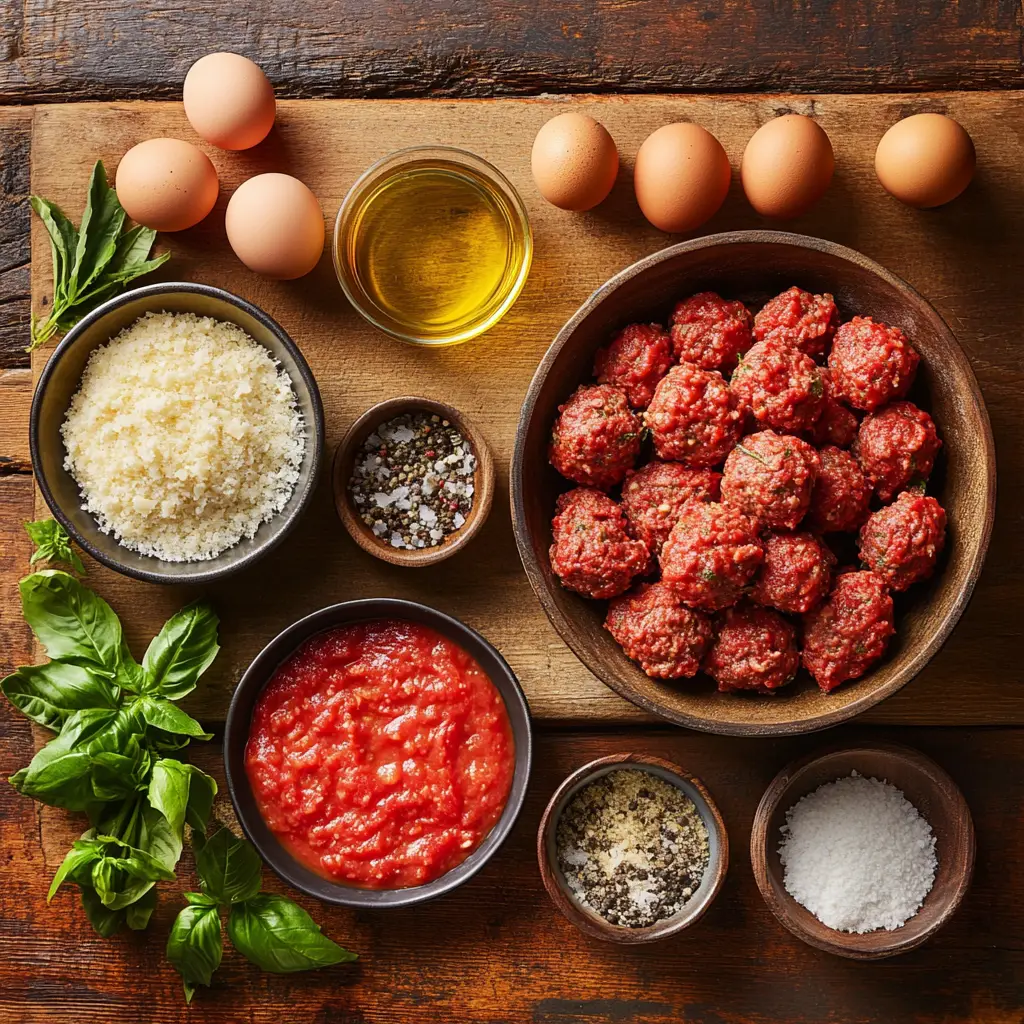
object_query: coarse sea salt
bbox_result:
[778,772,937,934]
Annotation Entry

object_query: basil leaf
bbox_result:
[185,768,217,835]
[81,885,125,937]
[147,758,192,839]
[12,705,144,810]
[24,519,85,574]
[29,195,77,308]
[167,902,223,1003]
[185,891,219,907]
[227,895,356,973]
[71,161,125,296]
[19,571,126,674]
[141,602,220,700]
[90,744,151,801]
[1,660,117,731]
[196,827,263,905]
[137,696,212,740]
[48,838,104,900]
[125,887,157,931]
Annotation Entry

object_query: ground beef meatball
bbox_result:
[620,461,722,557]
[858,490,947,592]
[669,291,753,372]
[593,323,674,409]
[753,286,839,359]
[828,316,920,412]
[751,532,836,614]
[605,582,714,679]
[853,401,942,503]
[721,430,820,530]
[808,368,859,448]
[645,363,745,468]
[549,488,650,599]
[660,502,764,611]
[802,571,895,692]
[730,336,826,433]
[549,384,641,489]
[805,445,872,534]
[704,604,800,694]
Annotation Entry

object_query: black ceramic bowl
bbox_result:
[30,282,324,585]
[224,598,533,909]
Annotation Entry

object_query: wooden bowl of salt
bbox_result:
[750,742,975,959]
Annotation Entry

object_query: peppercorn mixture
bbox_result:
[555,769,710,928]
[349,411,477,551]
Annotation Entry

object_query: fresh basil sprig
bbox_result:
[29,160,170,351]
[24,519,85,574]
[168,827,357,1002]
[2,522,219,937]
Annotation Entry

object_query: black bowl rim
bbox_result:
[29,281,326,585]
[510,229,997,737]
[223,598,534,908]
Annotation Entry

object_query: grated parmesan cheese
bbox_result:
[61,311,305,562]
[778,772,937,933]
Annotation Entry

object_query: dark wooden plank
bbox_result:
[0,725,1021,1023]
[2,2,1024,104]
[0,108,30,371]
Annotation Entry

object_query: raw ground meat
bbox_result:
[704,604,800,693]
[753,286,839,359]
[670,291,753,371]
[805,445,873,534]
[853,400,942,503]
[751,531,836,614]
[858,490,947,592]
[593,323,674,409]
[828,316,919,412]
[730,336,826,433]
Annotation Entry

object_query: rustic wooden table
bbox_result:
[2,5,1023,1023]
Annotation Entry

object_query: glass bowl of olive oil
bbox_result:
[334,147,533,346]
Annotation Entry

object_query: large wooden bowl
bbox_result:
[511,232,995,736]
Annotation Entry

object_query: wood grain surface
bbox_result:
[1,722,1021,1024]
[21,93,1024,726]
[2,1,1022,105]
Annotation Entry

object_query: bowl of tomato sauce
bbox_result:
[224,599,532,908]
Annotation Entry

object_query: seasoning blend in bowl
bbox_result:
[751,744,975,959]
[333,397,495,567]
[538,754,728,943]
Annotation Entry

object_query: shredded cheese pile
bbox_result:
[62,311,305,562]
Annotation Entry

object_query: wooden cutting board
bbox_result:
[28,94,1024,725]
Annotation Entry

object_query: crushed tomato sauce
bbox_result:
[245,620,515,889]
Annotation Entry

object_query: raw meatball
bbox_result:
[753,286,839,358]
[669,291,753,372]
[730,336,826,433]
[808,368,859,449]
[620,461,722,557]
[593,323,674,409]
[828,316,919,411]
[704,604,800,694]
[549,488,650,599]
[721,430,820,530]
[645,363,745,468]
[802,571,895,692]
[549,384,641,489]
[858,490,947,592]
[752,531,836,614]
[661,502,764,611]
[853,401,942,503]
[605,582,714,679]
[805,446,872,534]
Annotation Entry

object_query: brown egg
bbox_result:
[741,114,835,219]
[633,123,731,233]
[115,138,219,232]
[184,52,276,151]
[225,173,324,279]
[531,112,619,211]
[875,113,976,208]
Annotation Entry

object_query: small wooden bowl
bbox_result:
[750,742,975,960]
[333,396,495,567]
[537,753,729,943]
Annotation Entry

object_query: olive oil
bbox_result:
[336,151,532,345]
